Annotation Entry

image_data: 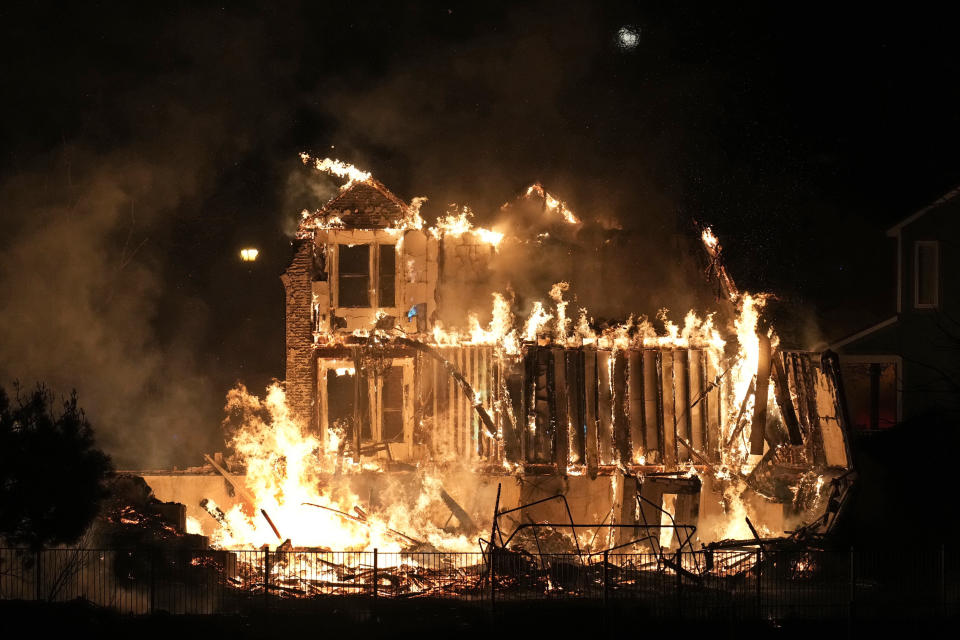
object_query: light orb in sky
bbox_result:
[617,26,640,51]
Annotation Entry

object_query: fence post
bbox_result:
[373,548,378,604]
[756,550,762,618]
[35,549,41,602]
[263,548,270,610]
[603,550,609,607]
[849,548,855,623]
[676,549,683,617]
[149,551,156,614]
[489,548,496,612]
[940,545,946,618]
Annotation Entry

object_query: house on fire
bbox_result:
[279,177,742,472]
[272,176,854,545]
[132,173,854,551]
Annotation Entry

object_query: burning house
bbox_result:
[138,158,854,561]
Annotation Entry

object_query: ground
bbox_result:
[1,598,952,639]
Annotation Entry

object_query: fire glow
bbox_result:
[190,156,846,586]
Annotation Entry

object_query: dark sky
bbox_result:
[2,1,959,466]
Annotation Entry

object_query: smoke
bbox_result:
[0,2,813,472]
[0,6,302,468]
[294,3,723,334]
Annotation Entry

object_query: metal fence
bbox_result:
[1,547,956,620]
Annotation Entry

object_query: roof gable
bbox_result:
[887,185,960,236]
[317,179,409,229]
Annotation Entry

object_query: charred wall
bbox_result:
[280,240,317,430]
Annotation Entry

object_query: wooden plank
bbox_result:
[689,350,705,454]
[750,334,771,455]
[553,347,569,471]
[534,347,553,463]
[661,348,677,470]
[643,350,661,464]
[612,352,630,465]
[583,348,599,475]
[478,347,487,458]
[597,350,614,465]
[437,350,450,457]
[523,345,537,461]
[789,353,811,435]
[504,369,523,463]
[674,350,691,462]
[627,350,644,464]
[470,347,479,459]
[566,350,585,464]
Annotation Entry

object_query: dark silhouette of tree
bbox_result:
[0,384,113,549]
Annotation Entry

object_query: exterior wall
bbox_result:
[141,472,247,538]
[838,199,960,423]
[308,229,438,336]
[280,240,317,430]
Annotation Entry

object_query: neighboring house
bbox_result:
[831,187,960,429]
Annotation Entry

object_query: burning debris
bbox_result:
[130,156,854,596]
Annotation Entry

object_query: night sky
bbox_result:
[2,1,960,467]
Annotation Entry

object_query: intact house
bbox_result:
[831,187,960,430]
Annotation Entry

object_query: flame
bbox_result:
[301,152,372,187]
[523,301,553,342]
[224,219,796,553]
[429,205,503,248]
[466,292,519,354]
[701,227,719,252]
[524,183,581,224]
[214,383,475,554]
[549,282,570,343]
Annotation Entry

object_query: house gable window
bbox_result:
[338,244,370,308]
[378,244,396,307]
[914,241,939,308]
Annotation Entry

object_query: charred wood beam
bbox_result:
[566,350,586,464]
[820,350,856,470]
[642,350,661,463]
[660,351,677,469]
[503,373,523,462]
[552,347,570,472]
[612,353,631,465]
[772,352,804,445]
[199,498,233,536]
[261,509,283,541]
[725,376,755,449]
[697,222,740,304]
[392,337,498,439]
[204,454,256,506]
[627,350,644,463]
[439,488,479,536]
[584,349,600,477]
[534,346,554,463]
[750,333,772,455]
[302,502,423,547]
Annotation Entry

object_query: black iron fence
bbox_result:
[1,547,957,620]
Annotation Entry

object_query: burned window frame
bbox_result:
[333,241,399,310]
[378,244,397,308]
[337,244,371,308]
